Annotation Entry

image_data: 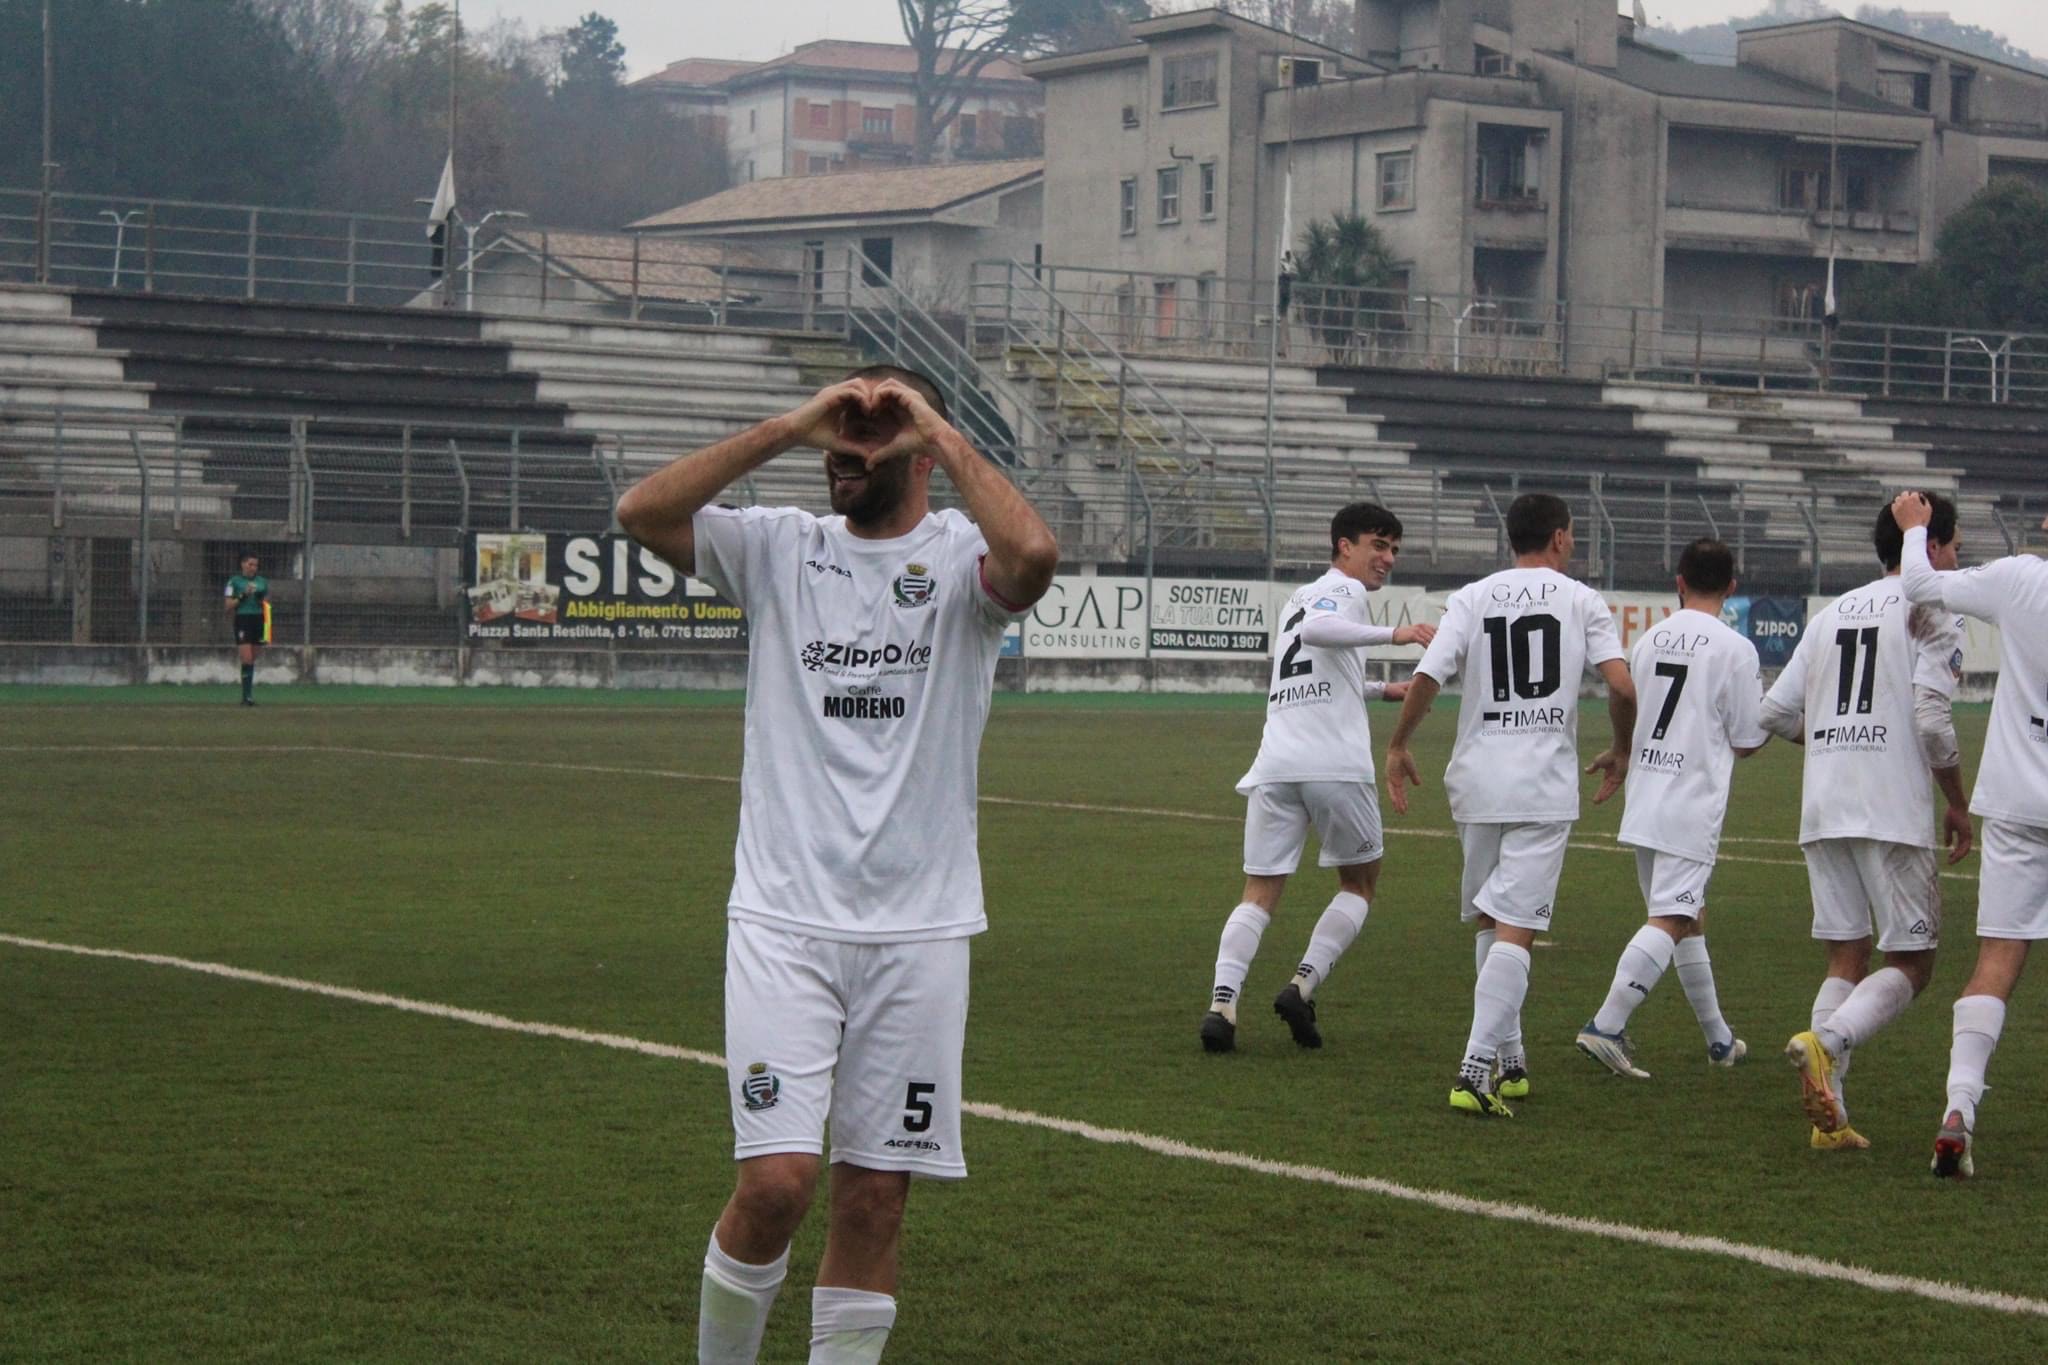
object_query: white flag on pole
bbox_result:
[1824,254,1838,326]
[427,152,457,238]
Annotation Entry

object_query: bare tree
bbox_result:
[255,0,382,101]
[896,1,1023,163]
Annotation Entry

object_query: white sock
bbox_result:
[1819,966,1915,1056]
[700,1233,788,1365]
[809,1286,896,1365]
[1810,975,1854,1034]
[1592,925,1676,1034]
[1210,903,1270,1022]
[1462,942,1532,1085]
[1471,928,1526,1068]
[1945,994,2007,1129]
[1291,892,1368,1000]
[1810,975,1858,1119]
[1673,935,1732,1048]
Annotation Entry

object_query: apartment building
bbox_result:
[633,40,1045,183]
[1027,3,2048,323]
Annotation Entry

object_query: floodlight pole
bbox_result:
[37,0,56,284]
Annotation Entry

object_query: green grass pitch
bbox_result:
[3,686,2045,1362]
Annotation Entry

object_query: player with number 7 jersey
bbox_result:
[1575,538,1768,1084]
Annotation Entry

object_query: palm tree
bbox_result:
[1293,213,1398,355]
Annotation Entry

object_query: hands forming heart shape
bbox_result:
[833,390,913,459]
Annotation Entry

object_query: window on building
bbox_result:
[1475,126,1543,205]
[1195,273,1215,336]
[860,237,894,285]
[1157,165,1182,223]
[804,240,827,302]
[1199,162,1218,217]
[957,112,978,148]
[1951,72,1973,124]
[1119,177,1137,235]
[808,102,832,132]
[863,107,893,137]
[1876,69,1932,111]
[749,109,757,132]
[1376,151,1414,211]
[1161,53,1219,110]
[1153,280,1178,339]
[1779,165,1828,211]
[808,154,832,176]
[1475,45,1511,77]
[744,159,756,182]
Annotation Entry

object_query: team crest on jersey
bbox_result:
[1313,597,1339,611]
[741,1062,781,1111]
[893,563,937,608]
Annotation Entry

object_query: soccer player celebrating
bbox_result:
[616,366,1057,1364]
[224,553,267,706]
[1762,494,1970,1152]
[1893,490,2047,1178]
[1384,492,1636,1118]
[1199,502,1436,1053]
[1576,538,1767,1078]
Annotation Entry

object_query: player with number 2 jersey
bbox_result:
[1200,503,1435,1054]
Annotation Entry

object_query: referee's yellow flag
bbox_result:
[261,601,273,644]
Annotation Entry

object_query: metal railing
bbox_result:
[978,261,2048,402]
[0,187,833,333]
[838,246,1058,470]
[6,397,2036,651]
[969,259,1219,470]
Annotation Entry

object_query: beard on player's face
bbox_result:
[826,450,915,525]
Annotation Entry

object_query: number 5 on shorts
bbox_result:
[903,1081,936,1132]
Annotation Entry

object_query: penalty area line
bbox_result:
[2,931,2040,1321]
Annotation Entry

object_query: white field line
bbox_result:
[0,744,1977,881]
[2,929,2041,1321]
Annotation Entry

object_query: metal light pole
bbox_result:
[37,0,57,284]
[463,209,528,311]
[99,209,142,288]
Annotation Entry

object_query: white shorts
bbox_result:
[1457,821,1570,931]
[724,919,969,1180]
[1633,848,1713,920]
[1803,838,1940,953]
[1242,781,1384,875]
[1977,819,2048,940]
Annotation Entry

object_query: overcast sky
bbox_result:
[473,2,2048,77]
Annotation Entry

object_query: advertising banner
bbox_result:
[465,532,746,645]
[1023,576,1434,661]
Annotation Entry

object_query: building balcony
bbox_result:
[1662,203,1922,262]
[1471,191,1550,249]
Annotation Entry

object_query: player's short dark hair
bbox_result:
[845,364,950,422]
[1873,490,1956,569]
[1505,493,1573,555]
[1330,501,1402,557]
[1675,538,1735,596]
[240,551,259,562]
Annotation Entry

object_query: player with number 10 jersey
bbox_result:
[1385,493,1635,1118]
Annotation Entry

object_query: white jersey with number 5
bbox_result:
[1763,575,1961,848]
[1237,568,1388,791]
[691,503,1027,944]
[1617,608,1767,864]
[1414,567,1625,823]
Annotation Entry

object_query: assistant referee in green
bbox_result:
[225,553,266,706]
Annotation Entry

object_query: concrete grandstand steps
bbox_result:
[504,345,808,388]
[0,285,79,317]
[70,290,486,343]
[124,355,544,407]
[86,321,513,373]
